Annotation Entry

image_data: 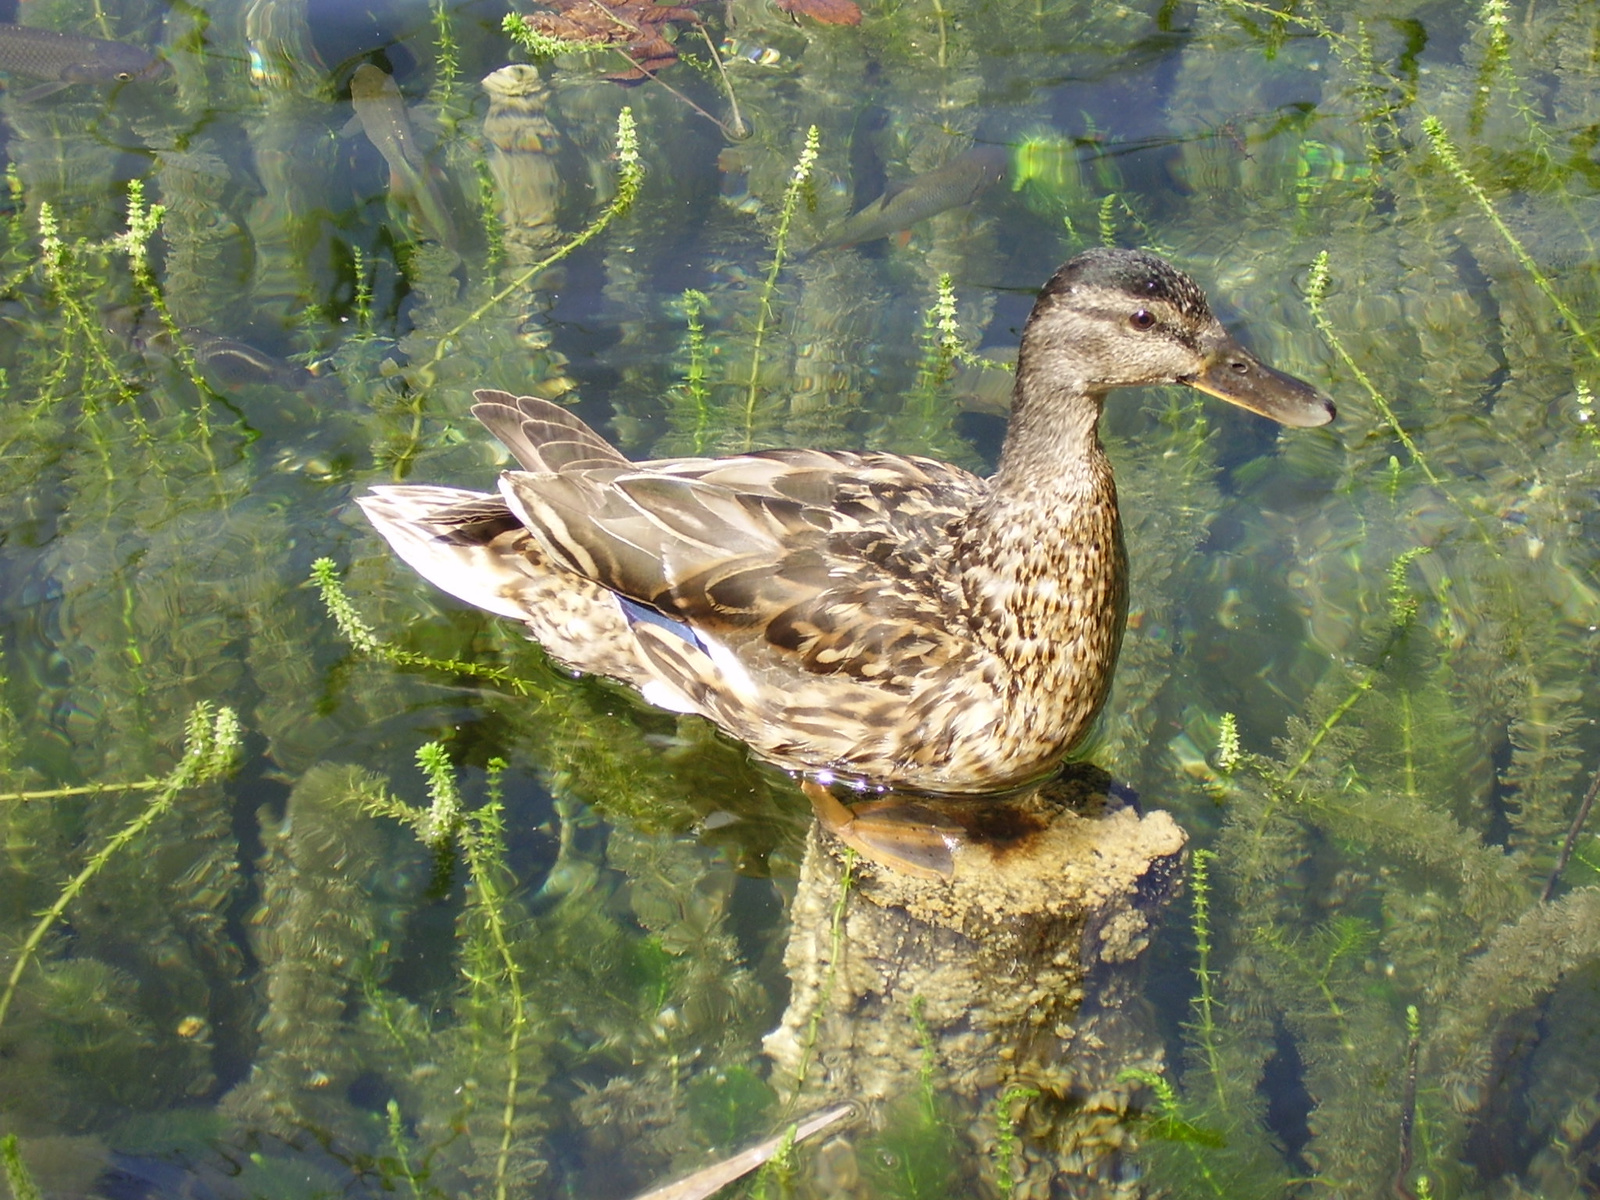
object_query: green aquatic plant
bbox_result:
[0,1136,41,1200]
[501,11,605,60]
[429,0,463,116]
[315,553,790,1184]
[859,1005,959,1200]
[780,844,852,1104]
[380,107,642,476]
[0,173,237,520]
[220,762,423,1145]
[738,124,819,450]
[1186,849,1225,1115]
[1097,194,1118,247]
[26,201,136,409]
[433,758,540,1200]
[1094,387,1227,772]
[866,273,984,465]
[112,180,226,429]
[1138,561,1595,1195]
[1420,115,1600,363]
[746,1120,799,1200]
[313,557,791,837]
[1122,1068,1232,1196]
[650,135,1003,470]
[333,742,773,1195]
[7,0,1600,1194]
[1116,13,1600,1191]
[991,1084,1039,1200]
[0,703,240,1030]
[648,127,875,457]
[413,740,466,848]
[662,287,715,452]
[382,1098,433,1200]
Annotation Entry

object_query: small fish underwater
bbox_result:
[804,143,1009,256]
[347,62,460,251]
[359,248,1334,797]
[0,23,166,101]
[105,306,319,392]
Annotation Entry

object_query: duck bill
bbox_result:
[1182,331,1336,427]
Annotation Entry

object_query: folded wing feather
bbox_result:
[375,392,995,698]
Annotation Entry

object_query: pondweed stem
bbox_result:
[1421,116,1600,363]
[741,126,819,449]
[394,108,643,478]
[0,705,240,1030]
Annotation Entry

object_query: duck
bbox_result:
[357,248,1333,796]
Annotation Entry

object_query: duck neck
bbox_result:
[954,367,1126,693]
[989,361,1105,493]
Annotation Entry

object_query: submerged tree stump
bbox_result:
[764,765,1187,1199]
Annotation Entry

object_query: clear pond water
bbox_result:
[0,0,1598,1197]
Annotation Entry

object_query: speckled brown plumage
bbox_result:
[358,248,1334,794]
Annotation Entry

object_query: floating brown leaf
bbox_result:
[774,0,861,25]
[518,0,705,81]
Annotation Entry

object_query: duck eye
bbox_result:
[1129,309,1156,330]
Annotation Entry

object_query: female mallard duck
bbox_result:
[359,248,1333,795]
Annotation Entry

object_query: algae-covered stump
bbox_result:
[765,765,1186,1199]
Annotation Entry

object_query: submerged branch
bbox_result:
[1541,758,1600,904]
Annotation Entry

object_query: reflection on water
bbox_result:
[0,0,1599,1197]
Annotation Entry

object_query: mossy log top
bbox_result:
[765,766,1186,1199]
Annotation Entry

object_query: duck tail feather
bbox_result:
[356,485,553,624]
[472,390,627,473]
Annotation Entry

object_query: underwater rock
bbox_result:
[764,765,1186,1198]
[482,64,563,265]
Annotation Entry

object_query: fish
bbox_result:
[0,23,166,101]
[348,63,460,251]
[182,333,317,390]
[104,306,319,392]
[804,144,1008,256]
[628,1103,856,1200]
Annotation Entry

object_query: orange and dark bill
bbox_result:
[1182,328,1336,428]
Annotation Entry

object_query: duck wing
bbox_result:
[498,440,989,693]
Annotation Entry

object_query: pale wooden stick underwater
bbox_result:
[628,1103,856,1200]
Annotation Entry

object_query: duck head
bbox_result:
[1014,247,1336,429]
